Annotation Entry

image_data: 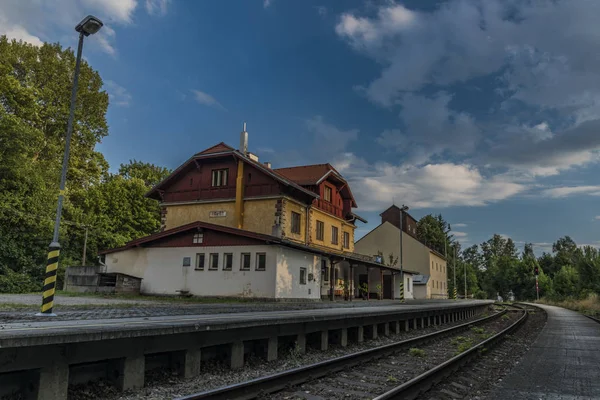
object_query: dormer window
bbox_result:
[324,186,332,202]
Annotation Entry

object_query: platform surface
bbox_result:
[0,300,491,347]
[489,303,600,399]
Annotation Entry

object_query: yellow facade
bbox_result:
[164,198,277,236]
[282,198,308,244]
[308,208,355,253]
[428,251,448,299]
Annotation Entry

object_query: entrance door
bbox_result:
[383,275,392,299]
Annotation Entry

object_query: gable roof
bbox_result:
[274,163,358,207]
[99,220,279,255]
[274,164,333,186]
[196,142,235,155]
[146,143,318,201]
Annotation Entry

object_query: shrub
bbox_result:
[0,266,41,293]
[409,348,426,357]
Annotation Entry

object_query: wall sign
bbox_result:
[209,211,227,218]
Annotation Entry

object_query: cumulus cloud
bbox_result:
[306,116,358,156]
[334,154,524,211]
[104,80,132,107]
[453,223,468,228]
[453,231,468,238]
[191,89,226,111]
[336,0,600,192]
[263,0,272,8]
[594,216,600,221]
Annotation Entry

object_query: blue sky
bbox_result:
[2,0,600,254]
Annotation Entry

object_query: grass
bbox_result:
[470,326,485,334]
[538,294,600,317]
[501,314,510,321]
[409,348,426,357]
[451,336,474,355]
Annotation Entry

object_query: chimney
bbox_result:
[264,162,272,169]
[239,121,248,155]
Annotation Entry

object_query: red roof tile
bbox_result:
[196,142,235,155]
[274,164,338,186]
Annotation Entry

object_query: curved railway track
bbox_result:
[176,305,527,400]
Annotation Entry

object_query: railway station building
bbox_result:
[100,127,417,300]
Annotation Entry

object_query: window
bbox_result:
[443,266,446,274]
[256,253,266,271]
[324,186,332,202]
[291,211,301,234]
[300,267,307,284]
[431,261,434,270]
[223,253,233,271]
[209,253,219,270]
[193,232,204,244]
[331,226,339,245]
[241,253,251,270]
[321,259,329,282]
[316,220,324,241]
[195,253,205,270]
[211,169,228,187]
[343,232,350,249]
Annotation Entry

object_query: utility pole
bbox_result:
[82,225,88,266]
[463,254,467,299]
[398,205,409,302]
[453,246,457,299]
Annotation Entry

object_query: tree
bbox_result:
[118,159,171,187]
[553,266,579,297]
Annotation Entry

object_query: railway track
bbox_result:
[176,305,526,400]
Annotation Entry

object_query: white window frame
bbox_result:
[256,253,266,271]
[193,232,204,244]
[223,253,233,271]
[195,253,205,271]
[300,267,307,285]
[209,253,219,270]
[211,169,228,187]
[241,253,251,271]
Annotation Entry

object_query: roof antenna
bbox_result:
[240,121,248,154]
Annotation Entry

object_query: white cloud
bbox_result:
[1,25,43,46]
[145,0,170,16]
[104,80,132,107]
[453,223,467,228]
[82,0,137,23]
[594,216,600,221]
[0,0,145,55]
[335,155,524,211]
[453,231,468,238]
[263,0,272,8]
[191,90,226,111]
[541,186,600,198]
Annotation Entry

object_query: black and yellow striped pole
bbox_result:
[37,15,104,316]
[398,280,404,302]
[453,286,457,300]
[41,246,60,314]
[398,205,409,303]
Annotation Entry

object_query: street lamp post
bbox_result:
[38,15,103,316]
[398,205,409,302]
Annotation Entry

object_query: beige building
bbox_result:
[354,205,448,299]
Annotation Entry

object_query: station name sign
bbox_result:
[209,210,227,218]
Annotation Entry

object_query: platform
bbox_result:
[0,300,492,400]
[489,303,600,399]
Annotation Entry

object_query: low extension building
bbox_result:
[100,126,411,300]
[354,205,448,299]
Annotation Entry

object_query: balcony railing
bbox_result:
[315,199,343,218]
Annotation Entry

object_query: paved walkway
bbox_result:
[489,304,600,399]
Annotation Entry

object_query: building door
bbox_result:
[383,275,392,299]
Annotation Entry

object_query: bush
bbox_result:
[474,290,488,299]
[0,266,41,293]
[409,348,426,357]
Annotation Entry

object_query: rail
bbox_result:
[374,304,528,400]
[175,307,508,400]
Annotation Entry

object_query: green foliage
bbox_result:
[470,326,485,334]
[451,336,474,354]
[386,376,398,383]
[0,37,170,292]
[501,314,510,321]
[409,348,426,357]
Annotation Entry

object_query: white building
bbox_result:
[100,220,401,300]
